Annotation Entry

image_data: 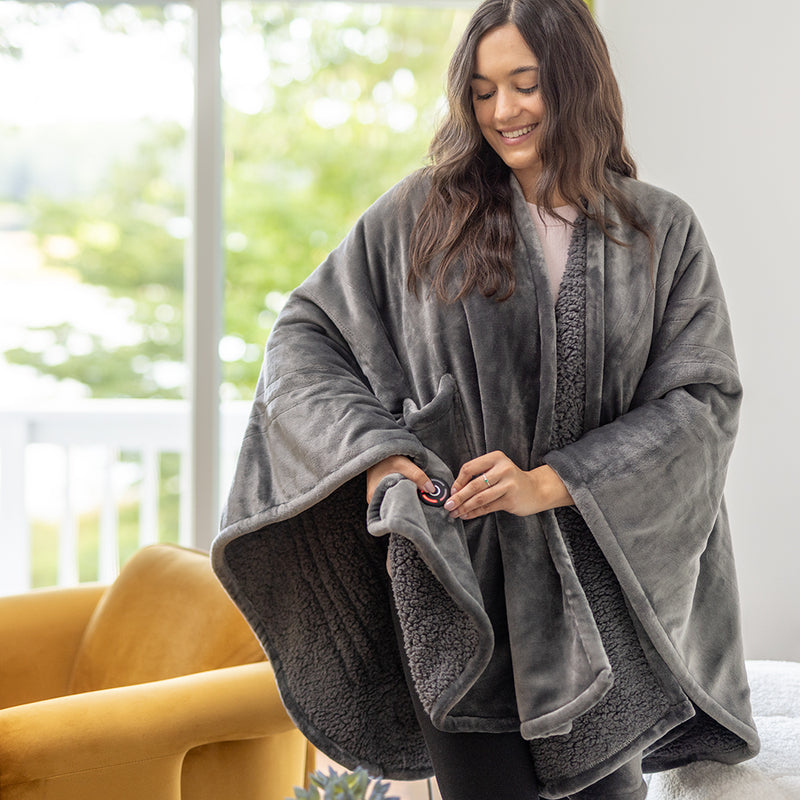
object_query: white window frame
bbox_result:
[188,0,223,550]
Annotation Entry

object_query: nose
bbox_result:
[494,88,521,124]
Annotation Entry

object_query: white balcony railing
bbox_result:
[0,400,251,596]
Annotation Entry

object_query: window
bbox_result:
[0,0,467,590]
[0,1,194,587]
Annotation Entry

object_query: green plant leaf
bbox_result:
[290,767,399,800]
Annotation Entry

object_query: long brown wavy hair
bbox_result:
[408,0,648,301]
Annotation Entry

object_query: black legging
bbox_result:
[389,593,647,800]
[389,592,540,799]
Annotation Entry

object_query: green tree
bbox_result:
[4,3,467,400]
[9,122,187,398]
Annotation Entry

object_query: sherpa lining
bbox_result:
[389,533,482,717]
[223,477,431,779]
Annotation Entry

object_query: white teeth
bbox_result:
[502,125,534,139]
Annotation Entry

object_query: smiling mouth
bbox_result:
[500,124,535,139]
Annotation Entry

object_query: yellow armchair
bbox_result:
[0,543,313,800]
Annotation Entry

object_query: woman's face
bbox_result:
[471,23,546,200]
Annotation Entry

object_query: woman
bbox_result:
[212,1,759,798]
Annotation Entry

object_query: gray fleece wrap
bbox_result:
[211,173,759,797]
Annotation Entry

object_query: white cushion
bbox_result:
[647,660,800,800]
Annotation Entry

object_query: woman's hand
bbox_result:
[444,451,573,520]
[366,454,435,503]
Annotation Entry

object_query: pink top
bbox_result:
[527,203,580,302]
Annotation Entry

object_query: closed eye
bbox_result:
[473,85,539,102]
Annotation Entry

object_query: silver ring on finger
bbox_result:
[482,473,491,487]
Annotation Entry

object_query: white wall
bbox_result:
[595,0,800,660]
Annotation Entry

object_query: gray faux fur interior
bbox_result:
[212,172,759,798]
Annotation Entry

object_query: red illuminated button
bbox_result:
[418,478,450,507]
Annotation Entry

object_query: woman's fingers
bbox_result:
[449,484,506,520]
[446,451,509,517]
[366,454,434,502]
[450,453,502,494]
[445,478,506,519]
[446,456,572,519]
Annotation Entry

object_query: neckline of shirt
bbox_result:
[527,202,580,227]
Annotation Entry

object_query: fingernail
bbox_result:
[423,481,436,494]
[444,499,455,511]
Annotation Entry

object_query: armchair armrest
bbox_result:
[0,584,106,708]
[0,662,301,800]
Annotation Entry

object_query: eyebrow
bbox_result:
[472,66,539,81]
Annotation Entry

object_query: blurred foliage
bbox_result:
[293,767,398,800]
[6,123,187,397]
[4,2,468,400]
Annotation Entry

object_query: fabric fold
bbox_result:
[367,462,614,740]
